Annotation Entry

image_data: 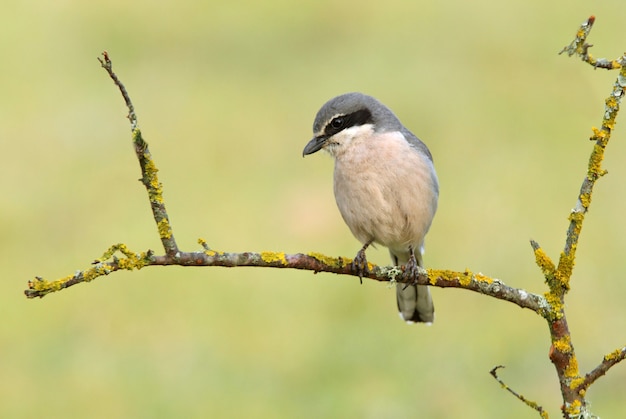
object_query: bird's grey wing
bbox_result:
[401,127,433,162]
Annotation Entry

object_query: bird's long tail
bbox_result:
[393,251,434,324]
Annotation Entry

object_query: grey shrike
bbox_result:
[302,92,439,324]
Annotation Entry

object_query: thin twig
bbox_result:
[489,366,548,418]
[97,51,137,129]
[558,16,622,70]
[577,346,626,392]
[97,52,179,256]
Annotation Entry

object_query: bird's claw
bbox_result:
[402,249,420,290]
[351,246,370,284]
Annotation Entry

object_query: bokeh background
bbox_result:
[2,1,626,417]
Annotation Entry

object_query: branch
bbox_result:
[533,15,626,419]
[548,15,626,300]
[489,366,548,419]
[97,51,179,257]
[558,15,622,70]
[24,51,547,315]
[25,241,544,314]
[577,346,626,392]
[486,16,626,419]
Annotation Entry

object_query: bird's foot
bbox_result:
[402,246,420,290]
[351,242,372,284]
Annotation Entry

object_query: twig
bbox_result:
[489,366,548,418]
[97,52,179,256]
[97,51,137,128]
[554,14,626,296]
[558,16,622,70]
[577,346,626,392]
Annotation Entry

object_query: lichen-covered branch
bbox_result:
[98,52,179,256]
[577,346,626,393]
[559,15,622,70]
[553,15,626,296]
[26,244,153,297]
[25,241,545,314]
[26,52,546,314]
[526,16,626,419]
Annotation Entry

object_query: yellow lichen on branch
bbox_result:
[532,244,556,281]
[157,219,172,239]
[604,347,626,362]
[26,244,152,298]
[555,251,575,291]
[260,251,287,265]
[553,335,572,353]
[307,252,347,269]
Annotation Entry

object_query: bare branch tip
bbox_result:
[587,15,596,26]
[490,365,505,378]
[98,51,112,69]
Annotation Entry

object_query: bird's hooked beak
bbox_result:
[302,135,327,157]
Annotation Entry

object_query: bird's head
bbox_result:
[302,92,403,158]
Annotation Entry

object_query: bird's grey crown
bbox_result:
[313,92,403,136]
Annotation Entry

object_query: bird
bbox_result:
[302,92,439,324]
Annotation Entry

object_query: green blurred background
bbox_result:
[2,0,625,417]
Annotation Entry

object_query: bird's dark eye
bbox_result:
[330,117,344,129]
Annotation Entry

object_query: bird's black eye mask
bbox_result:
[323,108,373,138]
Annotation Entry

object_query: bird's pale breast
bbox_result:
[333,131,438,256]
